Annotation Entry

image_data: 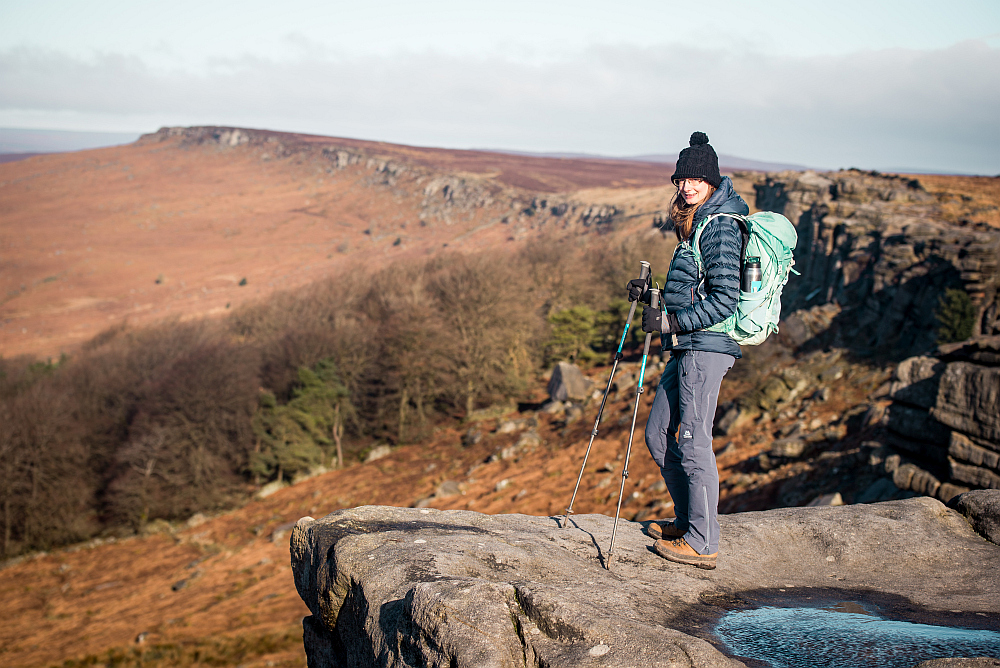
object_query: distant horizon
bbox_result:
[1,125,995,177]
[3,1,998,175]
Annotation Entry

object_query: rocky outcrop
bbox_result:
[736,170,1000,357]
[136,126,632,237]
[290,495,1000,667]
[880,337,1000,500]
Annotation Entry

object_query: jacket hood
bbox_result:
[695,176,749,222]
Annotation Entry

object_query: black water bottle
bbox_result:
[742,257,762,293]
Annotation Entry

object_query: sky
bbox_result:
[1,0,999,173]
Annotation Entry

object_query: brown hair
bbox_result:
[669,184,716,241]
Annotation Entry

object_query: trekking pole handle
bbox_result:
[639,260,651,283]
[643,289,660,356]
[626,261,651,302]
[629,261,650,314]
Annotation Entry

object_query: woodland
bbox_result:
[0,235,677,558]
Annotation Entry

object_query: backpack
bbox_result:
[687,211,798,346]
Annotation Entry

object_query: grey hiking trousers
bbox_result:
[644,349,734,555]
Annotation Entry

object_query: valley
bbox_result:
[1,127,998,667]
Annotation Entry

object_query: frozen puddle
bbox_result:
[714,603,1000,668]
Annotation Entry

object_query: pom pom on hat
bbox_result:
[689,132,709,146]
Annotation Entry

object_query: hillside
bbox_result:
[0,127,683,360]
[3,127,1000,667]
[4,127,997,361]
[0,344,886,668]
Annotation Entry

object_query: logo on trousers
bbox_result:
[682,430,692,439]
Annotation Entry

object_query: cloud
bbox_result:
[1,40,997,173]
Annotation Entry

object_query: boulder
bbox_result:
[365,444,393,463]
[951,489,1000,545]
[435,481,463,498]
[779,367,812,401]
[256,479,288,499]
[500,430,542,461]
[892,464,942,498]
[291,498,1000,667]
[547,362,591,403]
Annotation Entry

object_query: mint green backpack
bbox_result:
[687,211,798,346]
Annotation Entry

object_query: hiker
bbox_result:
[627,132,748,570]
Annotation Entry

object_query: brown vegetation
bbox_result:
[3,129,996,667]
[0,333,881,668]
[0,233,678,560]
[907,173,1000,229]
[0,129,679,361]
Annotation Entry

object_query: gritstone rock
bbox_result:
[291,498,1000,667]
[885,351,1000,499]
[890,356,946,410]
[932,362,1000,443]
[949,458,1000,490]
[746,169,1000,356]
[938,335,1000,367]
[951,489,1000,545]
[886,403,952,445]
[949,432,1000,471]
[547,362,591,402]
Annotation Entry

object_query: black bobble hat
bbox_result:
[671,131,721,188]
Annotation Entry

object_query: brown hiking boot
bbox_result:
[653,537,718,570]
[646,521,686,541]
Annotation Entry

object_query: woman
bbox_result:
[628,131,747,570]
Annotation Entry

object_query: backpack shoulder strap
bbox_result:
[692,212,750,272]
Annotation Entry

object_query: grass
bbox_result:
[54,627,305,668]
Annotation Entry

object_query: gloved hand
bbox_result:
[641,306,663,333]
[627,276,651,303]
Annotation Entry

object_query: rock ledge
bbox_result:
[291,494,1000,667]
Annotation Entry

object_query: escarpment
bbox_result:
[137,126,665,236]
[733,169,1000,358]
[876,337,1000,501]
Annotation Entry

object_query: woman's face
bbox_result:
[676,178,710,205]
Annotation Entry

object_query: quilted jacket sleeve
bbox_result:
[672,216,742,333]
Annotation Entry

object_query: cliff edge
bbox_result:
[290,493,1000,667]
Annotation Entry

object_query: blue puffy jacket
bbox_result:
[660,176,748,359]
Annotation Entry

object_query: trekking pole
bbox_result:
[606,288,659,569]
[562,261,650,527]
